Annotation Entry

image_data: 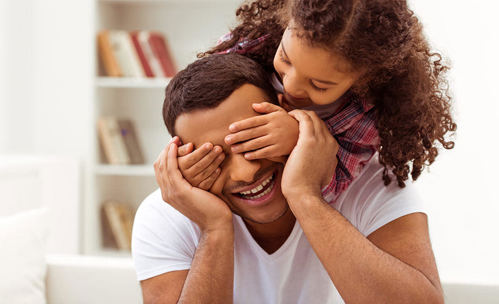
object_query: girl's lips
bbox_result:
[285,92,308,101]
[282,93,312,109]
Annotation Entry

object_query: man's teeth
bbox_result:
[239,174,274,196]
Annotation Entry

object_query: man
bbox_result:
[132,54,443,303]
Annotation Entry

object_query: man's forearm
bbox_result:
[178,227,234,304]
[289,195,442,304]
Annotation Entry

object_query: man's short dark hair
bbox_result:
[162,53,277,135]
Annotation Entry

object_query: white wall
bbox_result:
[1,0,498,285]
[409,0,499,285]
[0,0,37,153]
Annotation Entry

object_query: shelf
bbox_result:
[95,164,154,176]
[96,77,170,88]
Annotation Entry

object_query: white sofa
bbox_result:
[1,156,498,303]
[0,156,141,304]
[46,255,141,304]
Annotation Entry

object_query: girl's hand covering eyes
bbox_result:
[172,137,225,191]
[225,99,299,160]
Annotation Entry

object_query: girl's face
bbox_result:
[273,24,362,109]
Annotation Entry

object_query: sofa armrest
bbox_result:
[46,254,142,304]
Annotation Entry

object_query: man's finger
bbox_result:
[166,143,184,181]
[288,110,315,138]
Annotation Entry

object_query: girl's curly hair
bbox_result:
[200,0,457,188]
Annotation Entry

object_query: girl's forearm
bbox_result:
[288,195,442,304]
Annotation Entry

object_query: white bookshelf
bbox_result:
[86,0,240,256]
[96,77,170,88]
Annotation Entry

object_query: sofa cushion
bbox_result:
[0,208,49,304]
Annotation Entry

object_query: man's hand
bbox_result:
[281,110,339,202]
[173,137,225,191]
[224,101,299,160]
[154,141,232,233]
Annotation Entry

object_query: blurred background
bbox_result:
[0,0,498,303]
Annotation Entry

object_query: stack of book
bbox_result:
[97,117,145,165]
[98,30,177,78]
[101,201,135,251]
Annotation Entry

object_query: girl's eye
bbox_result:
[279,50,291,65]
[310,81,328,92]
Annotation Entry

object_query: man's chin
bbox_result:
[238,204,290,225]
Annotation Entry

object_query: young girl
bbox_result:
[175,0,456,204]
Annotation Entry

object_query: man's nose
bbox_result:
[228,153,261,183]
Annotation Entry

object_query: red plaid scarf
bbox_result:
[219,34,380,203]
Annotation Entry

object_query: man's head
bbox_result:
[163,54,278,136]
[162,54,290,226]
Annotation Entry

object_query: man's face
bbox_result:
[175,84,289,225]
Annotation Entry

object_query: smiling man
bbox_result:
[131,54,442,304]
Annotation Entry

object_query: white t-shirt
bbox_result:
[131,153,426,303]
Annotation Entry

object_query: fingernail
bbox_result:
[214,146,222,153]
[228,125,236,132]
[225,135,232,143]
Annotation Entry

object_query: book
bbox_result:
[97,30,122,77]
[101,201,135,251]
[138,31,166,78]
[97,117,131,165]
[118,119,145,164]
[148,31,177,77]
[97,30,176,78]
[130,31,154,78]
[108,30,145,78]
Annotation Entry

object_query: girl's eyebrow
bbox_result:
[280,42,338,86]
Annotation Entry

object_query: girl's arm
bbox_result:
[282,110,443,304]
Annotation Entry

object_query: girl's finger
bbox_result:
[228,115,268,132]
[252,102,283,114]
[178,142,213,170]
[186,146,224,177]
[198,168,221,191]
[225,124,268,145]
[192,153,224,185]
[177,142,194,157]
[244,145,277,160]
[230,135,272,154]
